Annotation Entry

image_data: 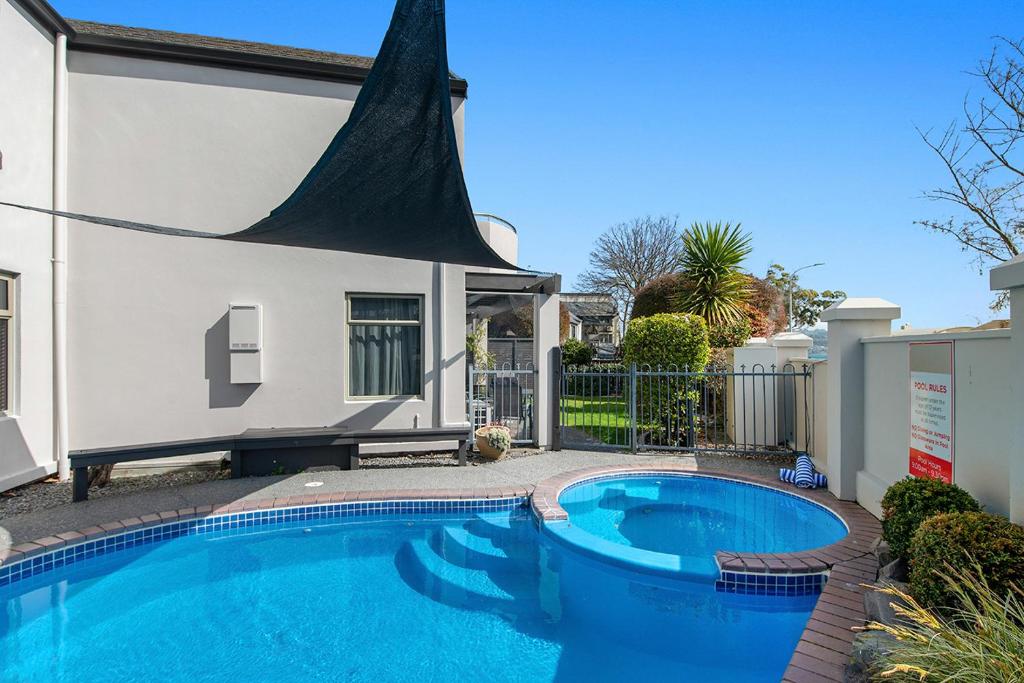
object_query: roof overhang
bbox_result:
[465,271,561,295]
[12,0,468,96]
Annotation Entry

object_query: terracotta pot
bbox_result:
[475,426,511,460]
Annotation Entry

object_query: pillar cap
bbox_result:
[990,254,1024,291]
[770,331,814,347]
[819,297,901,322]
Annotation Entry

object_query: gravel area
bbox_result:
[0,469,230,519]
[0,450,542,517]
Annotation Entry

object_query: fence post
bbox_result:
[467,364,475,444]
[551,347,562,451]
[629,363,638,453]
[991,256,1024,523]
[820,298,901,501]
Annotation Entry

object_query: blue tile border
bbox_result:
[715,570,827,597]
[0,496,528,590]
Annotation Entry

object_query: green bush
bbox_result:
[708,317,752,350]
[622,313,710,370]
[909,511,1024,611]
[881,477,980,561]
[561,338,595,366]
[621,314,709,447]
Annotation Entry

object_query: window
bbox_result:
[347,295,423,398]
[0,274,12,413]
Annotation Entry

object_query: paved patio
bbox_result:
[0,449,789,548]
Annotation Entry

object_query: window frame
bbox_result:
[345,293,425,401]
[0,273,14,415]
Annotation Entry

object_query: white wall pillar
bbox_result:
[991,256,1024,523]
[820,298,901,500]
[533,292,559,448]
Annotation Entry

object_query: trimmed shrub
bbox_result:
[622,313,710,370]
[631,273,686,320]
[881,476,980,561]
[561,338,594,366]
[622,314,710,447]
[909,511,1024,610]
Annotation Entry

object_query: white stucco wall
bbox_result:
[857,331,1012,517]
[474,218,518,267]
[0,0,56,490]
[65,51,470,450]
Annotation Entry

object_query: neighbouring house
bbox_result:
[0,0,561,492]
[560,293,621,358]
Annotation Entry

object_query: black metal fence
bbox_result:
[468,363,537,445]
[556,362,812,454]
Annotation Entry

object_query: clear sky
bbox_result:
[53,0,1024,327]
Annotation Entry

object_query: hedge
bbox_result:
[622,313,710,371]
[880,476,980,561]
[909,511,1024,610]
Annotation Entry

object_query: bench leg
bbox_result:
[457,440,467,467]
[72,467,89,502]
[349,444,360,471]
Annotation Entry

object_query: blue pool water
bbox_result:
[558,475,848,577]
[0,506,820,682]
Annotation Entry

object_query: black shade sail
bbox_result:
[0,0,516,270]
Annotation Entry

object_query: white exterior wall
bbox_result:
[65,52,470,450]
[857,332,1013,518]
[473,218,518,267]
[0,1,56,489]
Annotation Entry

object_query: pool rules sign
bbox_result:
[909,341,954,483]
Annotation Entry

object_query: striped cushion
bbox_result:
[794,454,815,488]
[779,468,796,484]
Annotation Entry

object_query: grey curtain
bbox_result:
[349,298,421,396]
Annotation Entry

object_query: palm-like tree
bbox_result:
[675,221,752,326]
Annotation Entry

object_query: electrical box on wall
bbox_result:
[229,304,262,384]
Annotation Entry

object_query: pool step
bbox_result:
[429,524,537,572]
[395,539,539,617]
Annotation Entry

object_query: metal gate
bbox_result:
[557,363,812,454]
[468,363,537,445]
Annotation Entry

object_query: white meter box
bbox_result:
[229,304,262,350]
[229,304,262,384]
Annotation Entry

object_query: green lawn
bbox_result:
[561,395,631,446]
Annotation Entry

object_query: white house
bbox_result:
[0,0,561,491]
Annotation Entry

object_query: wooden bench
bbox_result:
[69,426,469,502]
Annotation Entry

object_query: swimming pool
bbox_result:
[549,473,848,579]
[0,495,820,682]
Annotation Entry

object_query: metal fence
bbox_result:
[468,363,537,446]
[557,363,812,454]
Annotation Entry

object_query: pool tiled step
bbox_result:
[395,538,540,616]
[430,525,536,572]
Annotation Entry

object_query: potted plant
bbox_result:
[475,423,512,460]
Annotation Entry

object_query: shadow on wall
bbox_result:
[205,313,259,409]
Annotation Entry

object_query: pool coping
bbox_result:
[531,463,882,683]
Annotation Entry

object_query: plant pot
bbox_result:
[475,426,511,460]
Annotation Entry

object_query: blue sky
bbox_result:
[53,0,1024,327]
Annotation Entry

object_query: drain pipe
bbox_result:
[53,33,69,480]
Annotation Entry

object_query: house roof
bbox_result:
[14,1,468,95]
[67,20,379,70]
[564,300,618,322]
